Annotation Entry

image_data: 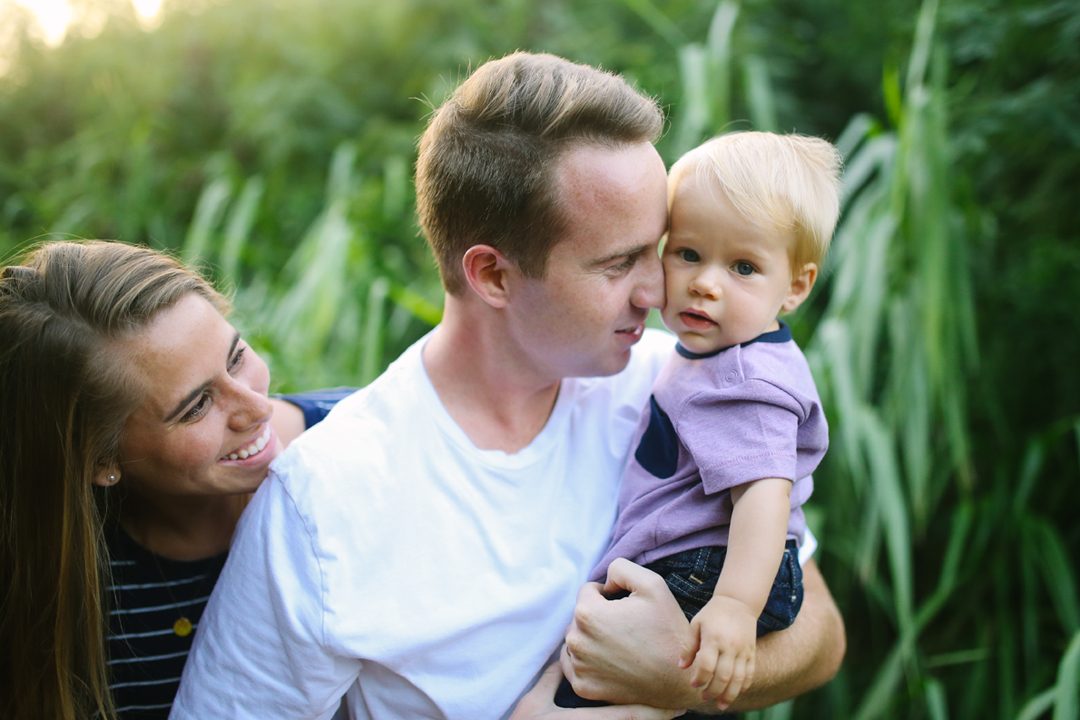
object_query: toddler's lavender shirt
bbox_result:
[592,323,827,580]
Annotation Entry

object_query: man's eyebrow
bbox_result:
[588,243,651,267]
[163,332,240,422]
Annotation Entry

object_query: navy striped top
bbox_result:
[106,388,354,718]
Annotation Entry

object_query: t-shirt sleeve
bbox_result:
[676,379,804,495]
[277,388,358,430]
[170,472,360,719]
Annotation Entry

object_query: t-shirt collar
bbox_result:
[674,320,792,359]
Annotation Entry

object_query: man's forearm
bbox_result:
[725,559,845,712]
[561,558,845,714]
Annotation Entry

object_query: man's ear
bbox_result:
[782,262,818,313]
[462,244,516,309]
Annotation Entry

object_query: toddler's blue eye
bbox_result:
[679,249,701,263]
[735,262,755,276]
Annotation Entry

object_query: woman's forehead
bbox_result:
[117,294,235,420]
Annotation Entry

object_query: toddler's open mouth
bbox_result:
[680,309,716,330]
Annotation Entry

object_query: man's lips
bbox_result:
[679,309,717,331]
[615,322,646,344]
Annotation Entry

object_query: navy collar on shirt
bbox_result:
[674,320,792,359]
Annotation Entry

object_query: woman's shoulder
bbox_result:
[276,387,359,430]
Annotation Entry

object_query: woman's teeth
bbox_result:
[222,425,271,461]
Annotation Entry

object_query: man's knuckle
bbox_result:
[574,604,599,631]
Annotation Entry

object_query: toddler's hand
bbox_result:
[678,595,757,711]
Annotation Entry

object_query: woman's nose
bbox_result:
[228,383,273,432]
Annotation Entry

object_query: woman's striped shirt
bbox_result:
[105,388,355,718]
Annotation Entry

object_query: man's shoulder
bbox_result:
[270,340,427,486]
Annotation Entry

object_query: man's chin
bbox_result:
[576,347,634,379]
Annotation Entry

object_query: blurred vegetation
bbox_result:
[0,0,1077,718]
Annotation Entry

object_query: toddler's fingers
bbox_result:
[719,656,748,708]
[689,645,720,689]
[699,651,734,702]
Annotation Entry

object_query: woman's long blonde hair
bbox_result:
[0,241,225,720]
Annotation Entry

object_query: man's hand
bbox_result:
[680,596,757,712]
[561,559,702,709]
[560,557,845,715]
[509,663,684,720]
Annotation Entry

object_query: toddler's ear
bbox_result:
[782,263,818,313]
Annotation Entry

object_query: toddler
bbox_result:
[557,131,842,712]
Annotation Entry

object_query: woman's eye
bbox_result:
[182,393,211,422]
[678,249,701,263]
[734,262,755,276]
[229,346,246,372]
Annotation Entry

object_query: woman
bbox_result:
[0,240,348,719]
[0,240,674,720]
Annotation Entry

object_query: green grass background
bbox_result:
[1,0,1077,718]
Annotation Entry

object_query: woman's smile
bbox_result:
[219,423,275,462]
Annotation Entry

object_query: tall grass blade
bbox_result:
[1052,632,1080,720]
[382,155,408,221]
[1034,521,1080,635]
[219,175,264,286]
[852,641,905,720]
[616,0,687,48]
[763,700,793,720]
[672,44,710,158]
[905,0,939,94]
[1015,439,1045,508]
[1022,526,1041,693]
[1018,688,1057,720]
[388,283,443,327]
[182,177,232,264]
[927,677,949,720]
[705,0,738,130]
[360,277,390,386]
[861,409,914,634]
[742,55,777,132]
[913,503,971,628]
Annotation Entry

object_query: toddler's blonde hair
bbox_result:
[668,131,843,273]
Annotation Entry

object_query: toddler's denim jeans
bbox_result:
[554,540,803,715]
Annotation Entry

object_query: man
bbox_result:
[173,52,843,719]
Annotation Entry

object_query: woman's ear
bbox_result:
[782,263,818,313]
[93,467,121,488]
[462,245,516,309]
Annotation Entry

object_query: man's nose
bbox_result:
[631,250,665,309]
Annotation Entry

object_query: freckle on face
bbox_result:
[117,294,275,499]
[506,142,669,379]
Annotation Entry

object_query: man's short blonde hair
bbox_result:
[668,131,843,272]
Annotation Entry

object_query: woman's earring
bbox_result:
[106,474,118,485]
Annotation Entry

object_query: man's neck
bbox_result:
[422,295,561,454]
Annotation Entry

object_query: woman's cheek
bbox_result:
[181,421,229,471]
[246,349,272,396]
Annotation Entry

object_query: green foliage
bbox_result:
[0,0,1076,718]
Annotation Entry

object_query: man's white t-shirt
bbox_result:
[171,329,676,719]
